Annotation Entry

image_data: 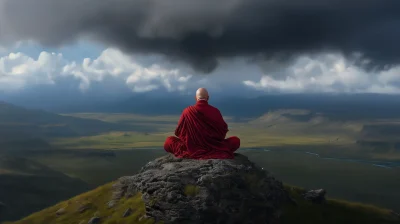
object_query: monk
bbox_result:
[164,88,240,159]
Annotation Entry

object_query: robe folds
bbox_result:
[164,100,240,159]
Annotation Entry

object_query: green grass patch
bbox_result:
[63,113,180,124]
[282,185,400,224]
[9,182,161,224]
[51,131,171,149]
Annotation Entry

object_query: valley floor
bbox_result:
[54,112,400,161]
[2,111,400,222]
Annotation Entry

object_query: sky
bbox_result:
[1,0,400,104]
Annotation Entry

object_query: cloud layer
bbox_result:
[244,53,400,94]
[1,0,400,72]
[1,48,400,95]
[0,48,193,93]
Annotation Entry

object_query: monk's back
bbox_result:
[193,100,224,123]
[180,100,228,147]
[163,88,240,159]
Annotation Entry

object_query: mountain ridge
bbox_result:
[36,93,400,121]
[0,101,134,143]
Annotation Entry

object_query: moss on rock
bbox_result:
[184,185,200,197]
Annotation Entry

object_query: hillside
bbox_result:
[0,101,133,143]
[8,184,399,224]
[7,154,400,224]
[0,156,90,221]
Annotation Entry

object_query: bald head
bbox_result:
[196,88,209,101]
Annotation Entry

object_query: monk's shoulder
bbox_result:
[207,104,221,113]
[182,106,194,114]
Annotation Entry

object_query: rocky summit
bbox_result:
[112,153,288,224]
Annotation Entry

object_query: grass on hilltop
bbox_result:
[282,185,400,224]
[6,183,159,224]
[6,183,399,224]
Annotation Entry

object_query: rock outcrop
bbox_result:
[303,189,326,204]
[391,210,400,218]
[113,153,288,224]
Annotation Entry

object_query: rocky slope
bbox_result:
[112,153,288,223]
[7,153,400,224]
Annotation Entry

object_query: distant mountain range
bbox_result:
[33,93,400,120]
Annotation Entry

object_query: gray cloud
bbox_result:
[1,0,400,73]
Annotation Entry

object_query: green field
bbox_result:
[53,112,356,149]
[51,111,400,161]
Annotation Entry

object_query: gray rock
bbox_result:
[107,200,117,209]
[391,210,400,217]
[113,153,288,224]
[138,215,147,221]
[77,203,91,213]
[56,207,66,216]
[93,211,101,217]
[303,189,326,204]
[123,208,133,217]
[88,216,100,224]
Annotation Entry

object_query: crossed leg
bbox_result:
[164,136,188,157]
[164,136,240,156]
[224,136,240,152]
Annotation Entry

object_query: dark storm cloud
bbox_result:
[1,0,400,72]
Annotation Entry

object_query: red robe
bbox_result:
[164,100,240,159]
